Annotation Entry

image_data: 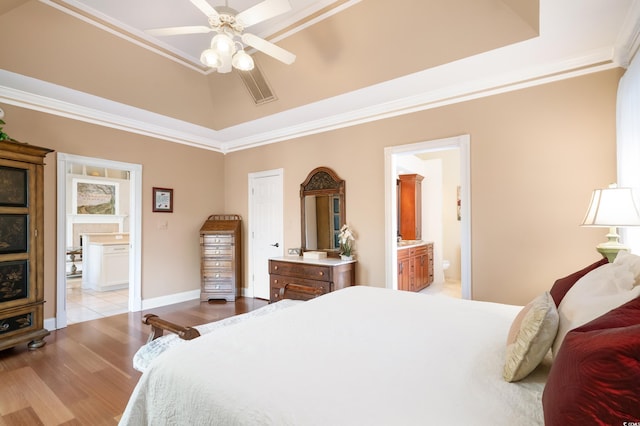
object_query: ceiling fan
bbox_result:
[146,0,296,73]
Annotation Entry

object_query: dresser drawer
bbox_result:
[202,259,232,270]
[0,304,43,340]
[202,281,234,292]
[201,246,233,258]
[270,274,330,302]
[269,260,331,282]
[202,235,233,245]
[202,269,233,280]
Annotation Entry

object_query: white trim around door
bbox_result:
[55,153,142,329]
[384,134,472,299]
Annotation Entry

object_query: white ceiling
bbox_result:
[2,0,640,153]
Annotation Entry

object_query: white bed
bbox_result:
[120,286,549,425]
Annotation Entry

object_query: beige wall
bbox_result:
[1,104,225,319]
[225,69,621,306]
[0,67,621,321]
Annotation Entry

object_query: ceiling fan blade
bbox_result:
[146,26,213,36]
[190,0,220,19]
[242,33,296,64]
[236,0,292,28]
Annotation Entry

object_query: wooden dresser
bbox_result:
[398,242,434,292]
[269,256,356,303]
[199,215,242,302]
[0,140,53,351]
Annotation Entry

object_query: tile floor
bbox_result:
[66,278,129,324]
[420,278,462,298]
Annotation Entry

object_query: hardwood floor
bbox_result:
[0,297,268,425]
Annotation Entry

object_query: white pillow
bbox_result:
[503,291,558,382]
[613,249,640,283]
[552,253,640,357]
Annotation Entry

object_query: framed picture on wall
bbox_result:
[73,179,119,215]
[152,187,173,213]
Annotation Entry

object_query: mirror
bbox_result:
[301,167,345,254]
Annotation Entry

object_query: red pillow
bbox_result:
[549,257,608,307]
[542,296,640,425]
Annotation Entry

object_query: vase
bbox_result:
[340,255,353,261]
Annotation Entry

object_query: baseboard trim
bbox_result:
[141,289,200,310]
[44,318,57,331]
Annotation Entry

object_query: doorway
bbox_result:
[55,153,142,329]
[248,169,284,300]
[384,135,471,299]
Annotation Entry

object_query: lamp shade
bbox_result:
[200,48,222,68]
[581,187,640,227]
[232,50,254,71]
[210,34,235,55]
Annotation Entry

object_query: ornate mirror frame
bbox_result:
[300,167,346,255]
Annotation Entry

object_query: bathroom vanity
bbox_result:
[397,241,433,292]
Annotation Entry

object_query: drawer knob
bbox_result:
[215,273,220,278]
[216,262,220,266]
[274,265,279,270]
[319,271,324,276]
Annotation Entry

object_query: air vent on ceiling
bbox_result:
[238,62,276,105]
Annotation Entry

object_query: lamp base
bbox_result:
[596,227,628,262]
[596,245,628,262]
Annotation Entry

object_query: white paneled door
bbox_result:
[249,169,284,300]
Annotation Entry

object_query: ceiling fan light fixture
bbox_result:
[210,33,236,55]
[200,48,222,68]
[232,50,255,71]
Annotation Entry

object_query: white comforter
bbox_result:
[120,286,548,425]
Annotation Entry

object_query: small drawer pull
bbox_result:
[274,265,279,270]
[319,271,324,276]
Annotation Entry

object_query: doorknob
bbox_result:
[271,242,279,247]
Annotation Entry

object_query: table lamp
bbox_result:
[581,184,640,261]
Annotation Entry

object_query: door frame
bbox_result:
[55,153,142,329]
[384,134,472,299]
[247,168,284,298]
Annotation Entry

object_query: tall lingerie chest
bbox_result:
[199,214,242,302]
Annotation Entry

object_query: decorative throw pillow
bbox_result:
[549,257,608,307]
[503,291,558,382]
[543,296,640,425]
[552,256,640,357]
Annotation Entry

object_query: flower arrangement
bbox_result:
[338,224,355,258]
[0,108,11,141]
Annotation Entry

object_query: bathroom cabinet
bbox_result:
[397,242,433,292]
[398,174,423,240]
